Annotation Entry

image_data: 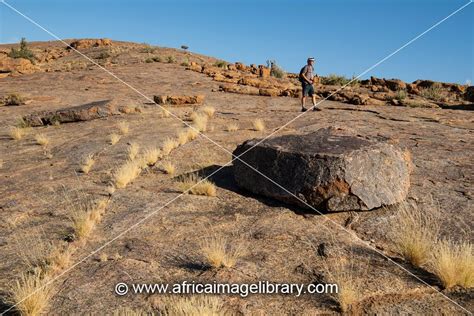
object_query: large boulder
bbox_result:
[232,127,411,212]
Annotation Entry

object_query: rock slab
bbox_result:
[23,99,120,126]
[232,127,411,212]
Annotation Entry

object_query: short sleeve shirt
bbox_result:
[302,65,314,81]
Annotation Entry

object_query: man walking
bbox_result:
[299,57,320,112]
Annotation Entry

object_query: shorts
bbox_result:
[302,82,314,97]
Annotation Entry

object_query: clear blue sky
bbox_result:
[1,0,472,84]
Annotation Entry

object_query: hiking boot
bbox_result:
[301,107,307,112]
[313,107,321,111]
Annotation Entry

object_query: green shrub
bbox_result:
[181,45,189,50]
[321,74,351,86]
[181,58,190,67]
[214,60,227,68]
[96,51,111,59]
[8,38,36,63]
[166,56,176,63]
[421,83,443,101]
[395,89,407,101]
[266,60,286,78]
[140,45,156,53]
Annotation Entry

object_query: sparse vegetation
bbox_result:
[321,74,359,86]
[8,270,55,316]
[431,239,473,289]
[162,138,179,156]
[117,121,129,135]
[200,235,242,268]
[214,60,227,68]
[177,130,190,146]
[161,161,176,175]
[252,119,265,131]
[142,147,161,166]
[8,38,36,63]
[267,60,285,78]
[395,89,407,101]
[390,202,439,267]
[180,45,189,50]
[421,83,443,101]
[200,105,216,118]
[9,126,27,140]
[161,107,171,118]
[127,142,140,160]
[156,295,227,316]
[184,127,199,141]
[96,51,111,59]
[34,133,50,147]
[109,133,121,145]
[166,56,176,63]
[114,160,143,188]
[226,123,239,132]
[176,173,216,197]
[80,154,95,174]
[2,93,26,106]
[327,265,359,313]
[191,112,208,132]
[145,56,162,63]
[140,45,156,53]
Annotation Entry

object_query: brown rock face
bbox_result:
[259,88,281,97]
[258,65,270,78]
[233,127,411,212]
[68,39,112,50]
[219,84,259,95]
[153,95,205,105]
[0,54,38,75]
[23,99,121,126]
[464,86,474,102]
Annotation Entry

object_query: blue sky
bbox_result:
[1,0,472,84]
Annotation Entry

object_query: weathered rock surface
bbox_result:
[464,86,474,102]
[233,127,411,212]
[68,38,112,50]
[23,99,121,126]
[153,95,205,106]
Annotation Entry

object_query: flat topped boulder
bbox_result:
[232,127,412,212]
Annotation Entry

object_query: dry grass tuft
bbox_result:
[71,198,109,240]
[252,119,265,131]
[161,161,176,175]
[191,112,208,132]
[226,123,239,132]
[34,134,50,147]
[113,307,149,316]
[142,147,162,166]
[176,173,216,197]
[390,202,439,267]
[431,239,473,289]
[117,121,129,135]
[8,270,55,316]
[114,160,142,188]
[9,126,27,140]
[80,154,95,174]
[156,295,227,316]
[177,130,190,146]
[109,133,121,145]
[48,244,74,272]
[200,105,216,118]
[162,138,179,156]
[127,142,140,160]
[200,236,243,269]
[161,107,171,118]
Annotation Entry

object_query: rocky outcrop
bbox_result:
[464,86,474,102]
[0,53,38,76]
[233,127,411,212]
[153,95,205,106]
[68,39,112,50]
[23,99,123,126]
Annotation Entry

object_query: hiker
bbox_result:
[299,57,320,112]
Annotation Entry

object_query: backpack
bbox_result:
[298,66,306,83]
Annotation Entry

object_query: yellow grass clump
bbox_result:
[177,130,190,146]
[156,295,227,316]
[200,105,216,118]
[161,107,171,118]
[176,173,216,197]
[114,160,142,188]
[390,202,439,267]
[431,239,473,289]
[117,121,129,135]
[142,147,162,166]
[191,112,208,132]
[71,199,109,240]
[252,119,265,131]
[9,126,27,140]
[80,154,95,174]
[34,134,50,147]
[113,307,150,316]
[48,244,74,272]
[128,142,140,160]
[8,271,55,316]
[185,127,199,141]
[162,138,179,156]
[200,236,243,269]
[109,133,121,145]
[161,161,176,175]
[226,123,239,132]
